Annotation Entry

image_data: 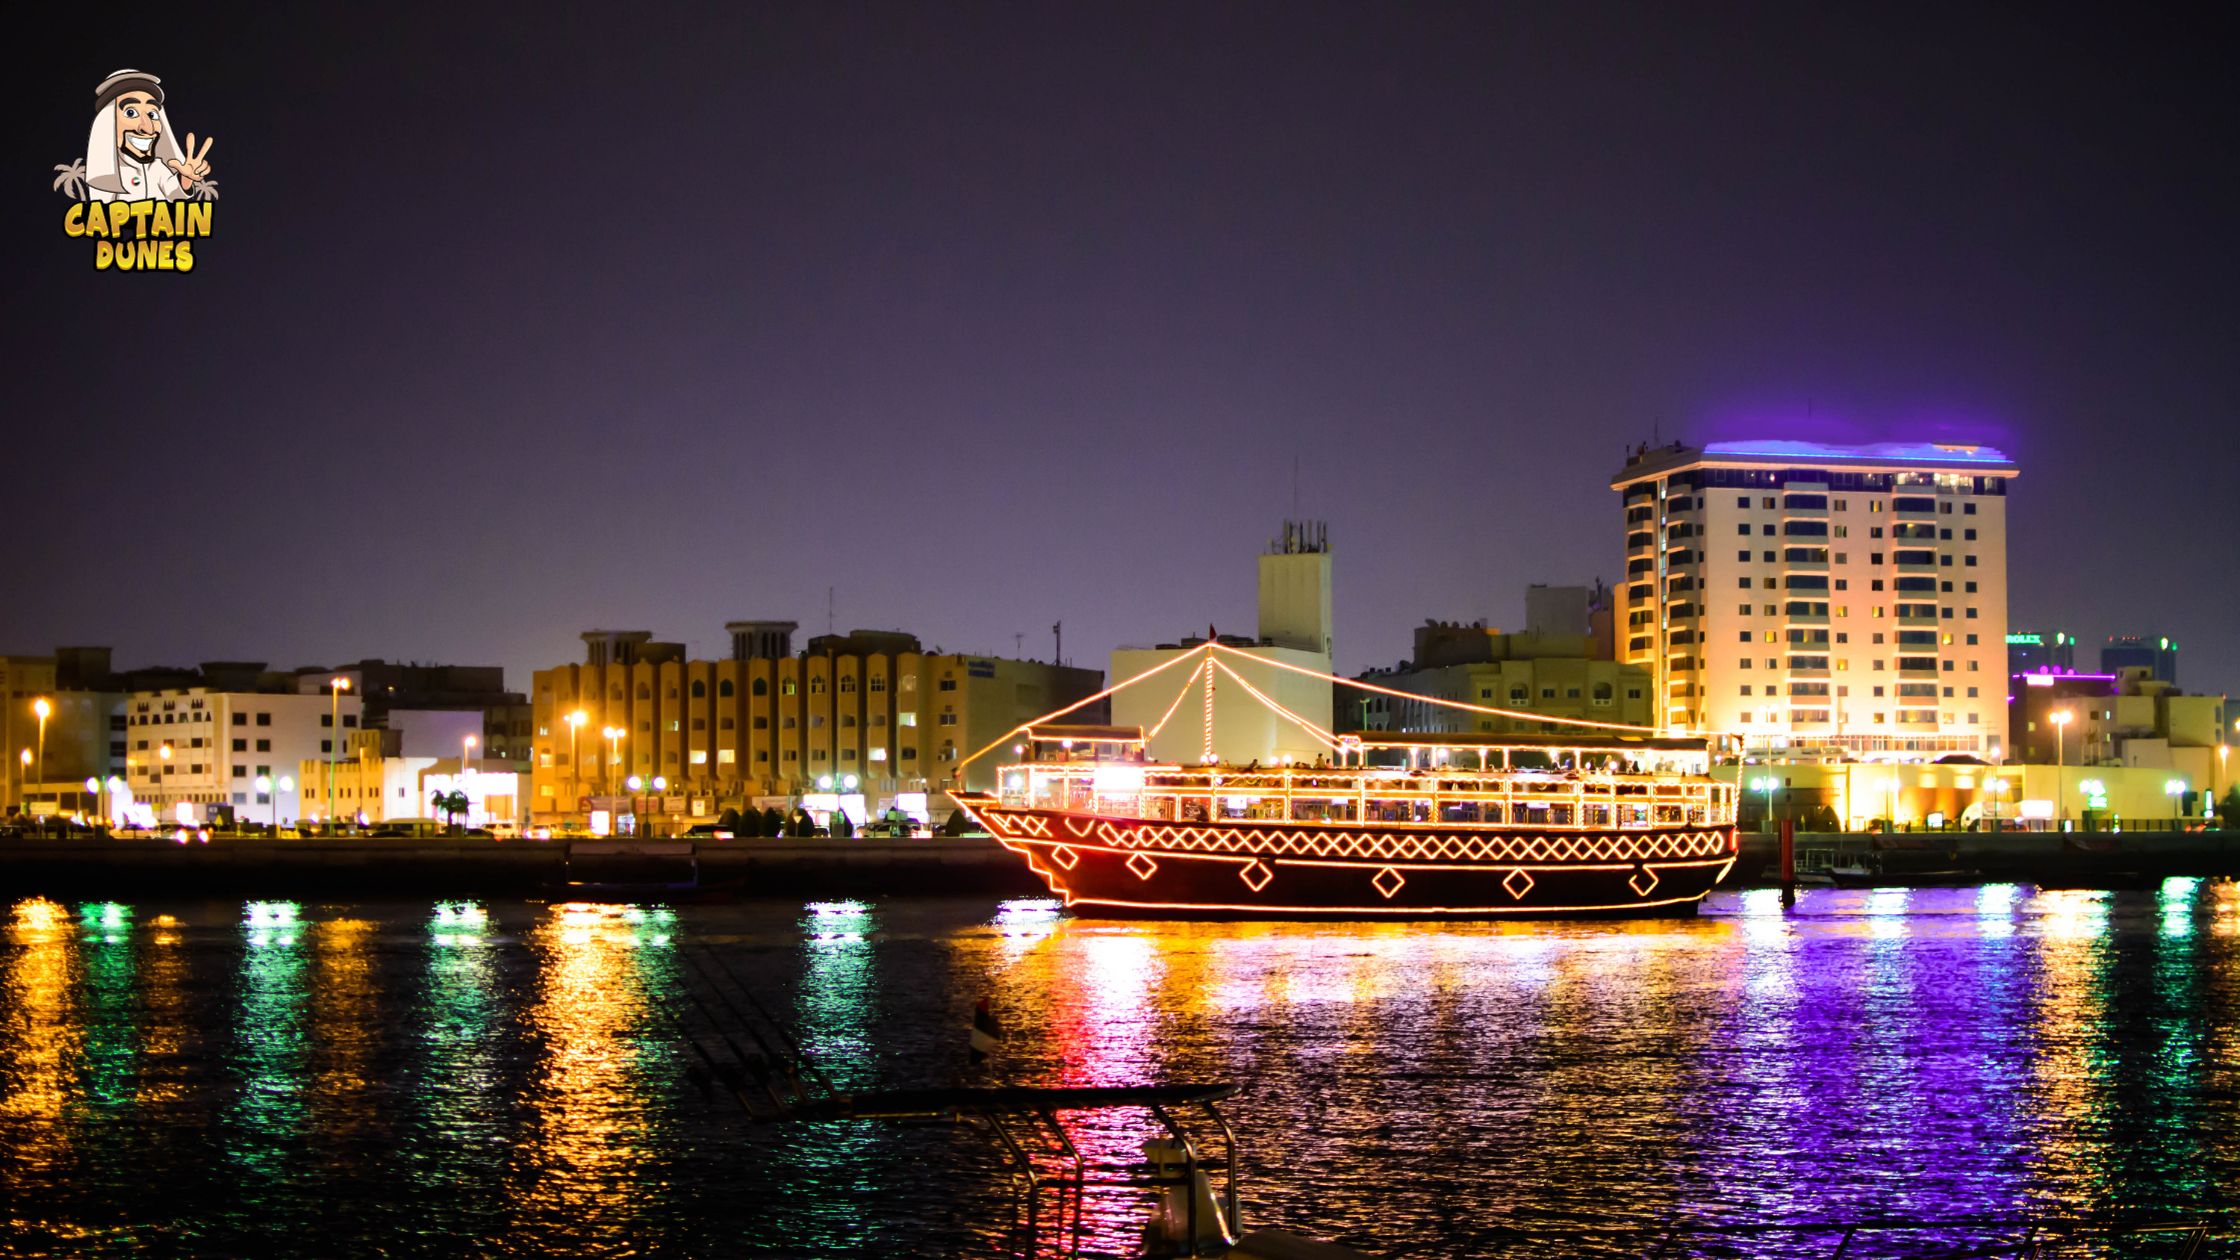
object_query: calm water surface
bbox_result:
[3,884,2237,1257]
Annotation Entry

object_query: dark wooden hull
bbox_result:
[952,798,1738,918]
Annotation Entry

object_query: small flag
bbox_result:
[969,996,1002,1065]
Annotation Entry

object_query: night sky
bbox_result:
[8,3,2235,696]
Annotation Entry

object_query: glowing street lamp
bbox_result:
[327,677,352,831]
[32,697,51,809]
[254,773,294,833]
[565,709,589,811]
[1748,774,1780,833]
[16,750,29,814]
[2049,709,2073,824]
[2165,778,2187,821]
[602,726,625,799]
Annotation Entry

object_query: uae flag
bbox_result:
[969,997,1002,1065]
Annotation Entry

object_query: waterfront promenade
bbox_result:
[5,828,2240,899]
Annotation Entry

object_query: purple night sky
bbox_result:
[6,4,2235,695]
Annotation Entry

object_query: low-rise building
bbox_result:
[124,680,362,826]
[527,623,1101,827]
[2009,667,2228,787]
[1343,623,1654,737]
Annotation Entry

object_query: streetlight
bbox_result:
[254,774,293,833]
[603,726,625,801]
[2165,778,2187,824]
[565,709,588,816]
[32,697,51,810]
[462,733,479,824]
[327,677,351,832]
[2050,709,2073,826]
[82,777,98,826]
[1748,774,1779,833]
[16,750,28,816]
[103,776,124,828]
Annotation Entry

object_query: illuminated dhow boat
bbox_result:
[946,641,1740,918]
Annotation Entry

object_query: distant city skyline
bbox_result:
[7,4,2233,700]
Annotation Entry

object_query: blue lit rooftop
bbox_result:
[1702,439,2014,465]
[1615,437,2019,484]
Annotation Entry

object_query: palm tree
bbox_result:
[430,788,469,827]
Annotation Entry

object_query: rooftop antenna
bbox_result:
[1053,620,1063,668]
[1014,632,1024,657]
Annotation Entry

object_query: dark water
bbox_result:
[3,884,2237,1257]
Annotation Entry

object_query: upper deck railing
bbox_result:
[992,761,1736,830]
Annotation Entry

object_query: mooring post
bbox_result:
[1778,817,1796,908]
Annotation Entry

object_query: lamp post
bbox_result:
[565,709,588,818]
[16,750,29,816]
[2050,709,2072,827]
[1748,774,1779,834]
[462,734,479,826]
[626,773,645,836]
[82,777,98,826]
[2218,744,2229,824]
[2165,778,2186,825]
[603,726,624,802]
[103,776,124,828]
[32,697,51,811]
[327,676,351,833]
[253,774,294,834]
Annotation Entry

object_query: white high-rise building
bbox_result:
[1611,440,2017,760]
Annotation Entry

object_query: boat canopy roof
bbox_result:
[1024,723,1145,745]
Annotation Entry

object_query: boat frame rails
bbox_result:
[658,940,1248,1258]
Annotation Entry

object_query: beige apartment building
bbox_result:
[527,623,1101,826]
[1346,625,1654,736]
[1612,440,2017,759]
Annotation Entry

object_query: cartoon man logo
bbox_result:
[52,69,217,202]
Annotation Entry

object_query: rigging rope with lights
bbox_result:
[957,637,1668,774]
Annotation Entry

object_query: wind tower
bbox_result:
[1258,520,1333,657]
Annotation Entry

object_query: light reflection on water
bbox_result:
[0,885,2232,1256]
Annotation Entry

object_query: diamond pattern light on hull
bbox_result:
[1126,851,1159,881]
[1502,868,1535,900]
[1239,859,1273,892]
[1629,867,1660,897]
[1371,867,1405,899]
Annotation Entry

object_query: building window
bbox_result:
[782,680,797,696]
[869,676,886,693]
[898,712,917,727]
[718,679,735,698]
[689,750,707,765]
[810,676,826,695]
[232,739,247,752]
[938,712,958,727]
[717,749,736,765]
[691,680,706,698]
[753,678,768,697]
[840,676,857,694]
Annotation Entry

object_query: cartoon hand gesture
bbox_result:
[167,132,213,189]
